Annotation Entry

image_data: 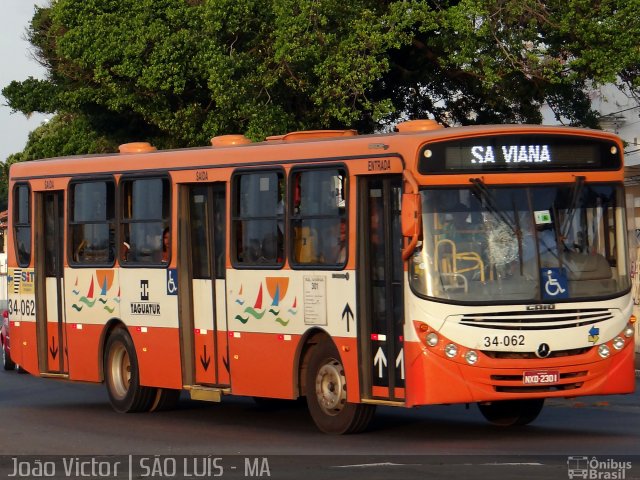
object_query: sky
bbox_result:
[0,1,48,163]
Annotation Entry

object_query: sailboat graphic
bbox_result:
[80,278,98,307]
[243,284,266,319]
[235,283,245,305]
[288,297,298,315]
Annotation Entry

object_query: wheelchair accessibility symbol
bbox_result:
[541,268,568,300]
[167,269,178,295]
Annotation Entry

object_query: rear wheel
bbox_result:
[478,399,544,426]
[2,342,15,371]
[104,328,155,413]
[305,340,375,434]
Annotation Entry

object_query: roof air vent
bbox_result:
[210,135,252,147]
[266,130,357,142]
[118,142,157,154]
[395,119,443,132]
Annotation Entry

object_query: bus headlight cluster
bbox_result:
[444,343,458,358]
[465,350,478,365]
[623,324,634,338]
[598,344,610,358]
[414,322,479,366]
[612,337,625,350]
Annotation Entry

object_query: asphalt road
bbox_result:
[0,368,638,479]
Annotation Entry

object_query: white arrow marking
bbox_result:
[396,348,405,380]
[373,347,387,378]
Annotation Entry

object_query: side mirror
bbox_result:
[401,193,421,237]
[401,193,422,261]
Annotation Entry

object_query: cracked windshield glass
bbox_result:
[409,183,629,303]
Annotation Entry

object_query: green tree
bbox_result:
[3,0,640,160]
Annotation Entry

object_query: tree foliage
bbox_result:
[3,0,640,160]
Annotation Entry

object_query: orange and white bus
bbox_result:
[6,120,636,433]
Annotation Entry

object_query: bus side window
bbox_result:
[69,179,115,266]
[120,177,170,266]
[290,167,347,268]
[13,184,32,267]
[232,170,284,267]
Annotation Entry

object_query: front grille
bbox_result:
[460,308,612,331]
[482,347,592,359]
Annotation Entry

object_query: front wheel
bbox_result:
[2,342,15,371]
[305,340,375,434]
[478,399,544,426]
[104,328,155,413]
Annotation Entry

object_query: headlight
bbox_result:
[426,333,439,347]
[444,343,458,358]
[465,350,478,365]
[623,324,634,338]
[598,344,610,358]
[612,337,625,350]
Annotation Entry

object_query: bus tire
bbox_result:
[149,388,181,412]
[104,328,155,413]
[305,340,375,434]
[478,399,544,426]
[2,343,15,371]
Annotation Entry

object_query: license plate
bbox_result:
[522,370,559,384]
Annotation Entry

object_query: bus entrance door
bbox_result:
[359,176,405,402]
[35,191,68,374]
[181,184,229,387]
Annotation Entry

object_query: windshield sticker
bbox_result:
[541,268,569,300]
[535,210,552,225]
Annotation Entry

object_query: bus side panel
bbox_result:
[228,332,299,398]
[8,267,39,374]
[131,327,183,389]
[65,323,103,382]
[120,269,182,390]
[8,321,39,375]
[225,269,360,401]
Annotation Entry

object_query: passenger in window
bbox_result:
[246,238,262,262]
[322,220,347,264]
[121,240,130,262]
[162,227,170,263]
[261,234,278,263]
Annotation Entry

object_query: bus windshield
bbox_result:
[409,183,630,303]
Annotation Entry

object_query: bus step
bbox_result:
[39,373,70,379]
[186,386,230,403]
[361,398,405,407]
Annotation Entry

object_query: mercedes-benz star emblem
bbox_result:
[536,343,551,358]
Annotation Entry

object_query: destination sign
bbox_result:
[418,135,621,174]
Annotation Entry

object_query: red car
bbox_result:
[1,300,14,371]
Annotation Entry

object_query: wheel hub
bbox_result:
[108,343,131,399]
[315,360,347,416]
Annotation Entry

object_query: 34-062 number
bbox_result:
[483,335,525,347]
[8,299,36,317]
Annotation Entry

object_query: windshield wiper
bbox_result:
[469,178,518,235]
[560,176,585,240]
